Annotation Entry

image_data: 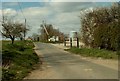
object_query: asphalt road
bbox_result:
[25,42,118,79]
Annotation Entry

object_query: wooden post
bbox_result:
[24,19,26,40]
[37,37,39,41]
[77,37,79,48]
[117,37,120,56]
[64,38,66,46]
[70,38,72,48]
[34,37,36,41]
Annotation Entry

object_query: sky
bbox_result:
[0,0,119,39]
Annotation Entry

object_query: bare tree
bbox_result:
[1,19,28,44]
[40,23,65,42]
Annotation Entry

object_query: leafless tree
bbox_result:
[1,18,29,44]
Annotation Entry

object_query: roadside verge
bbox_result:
[51,43,118,71]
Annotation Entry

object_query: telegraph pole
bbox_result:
[42,20,49,36]
[2,2,4,23]
[42,20,49,41]
[24,18,26,40]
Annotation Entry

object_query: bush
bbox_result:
[81,3,120,51]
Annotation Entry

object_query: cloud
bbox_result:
[0,2,114,38]
[49,11,80,26]
[12,6,53,36]
[49,2,92,13]
[50,0,119,2]
[1,0,50,2]
[0,8,17,19]
[2,2,18,7]
[0,10,2,17]
[16,7,46,19]
[47,11,80,34]
[1,0,119,2]
[3,8,17,15]
[12,2,83,35]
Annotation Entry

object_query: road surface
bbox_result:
[25,42,118,79]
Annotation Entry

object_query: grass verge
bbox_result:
[2,40,39,81]
[65,47,118,59]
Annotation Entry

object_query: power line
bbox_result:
[17,0,26,20]
[1,2,4,23]
[17,0,27,40]
[17,1,30,27]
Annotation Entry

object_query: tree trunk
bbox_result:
[11,38,14,44]
[20,37,23,41]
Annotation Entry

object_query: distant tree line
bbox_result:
[40,23,65,42]
[81,3,120,51]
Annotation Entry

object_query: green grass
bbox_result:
[65,47,118,59]
[2,40,39,81]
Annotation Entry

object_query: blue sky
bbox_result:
[2,2,114,10]
[2,2,45,10]
[0,1,118,38]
